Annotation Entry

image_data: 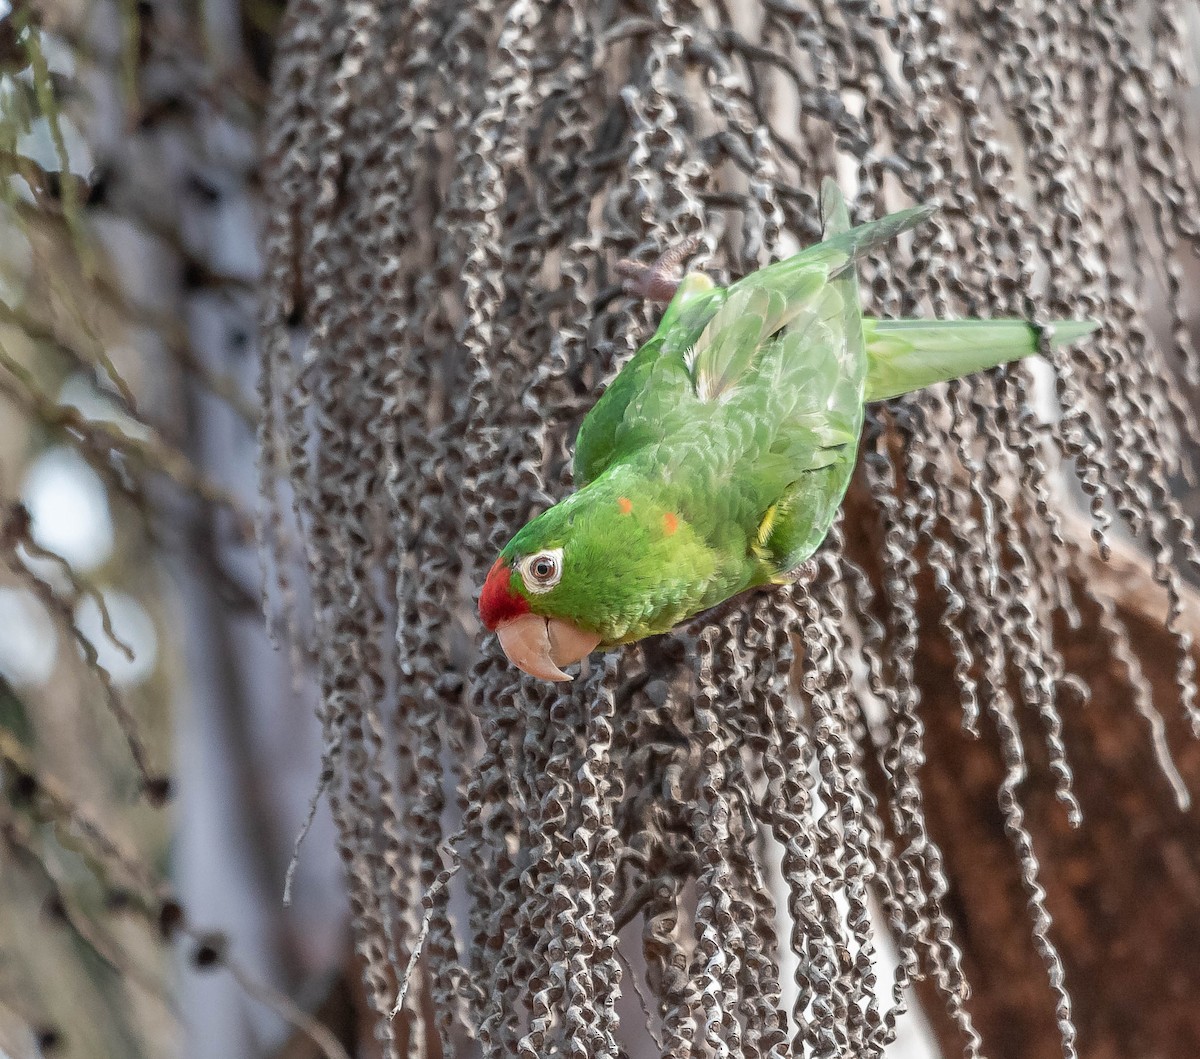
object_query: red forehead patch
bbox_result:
[479,557,530,630]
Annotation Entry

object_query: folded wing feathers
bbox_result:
[687,193,934,403]
[691,271,826,401]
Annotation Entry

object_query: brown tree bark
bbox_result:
[848,484,1200,1059]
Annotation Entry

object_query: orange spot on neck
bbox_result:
[617,497,633,515]
[662,512,679,535]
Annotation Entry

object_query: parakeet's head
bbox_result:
[479,481,701,681]
[478,492,608,682]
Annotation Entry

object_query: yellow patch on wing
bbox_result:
[752,502,778,560]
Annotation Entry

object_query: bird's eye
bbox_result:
[518,549,563,593]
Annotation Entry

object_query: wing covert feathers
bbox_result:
[691,272,826,400]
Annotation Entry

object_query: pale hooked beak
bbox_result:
[494,613,602,682]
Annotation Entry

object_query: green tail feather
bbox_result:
[817,176,936,262]
[817,202,937,268]
[863,317,1099,402]
[820,176,852,237]
[735,183,935,301]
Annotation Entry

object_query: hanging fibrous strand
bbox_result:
[257,1,1200,1056]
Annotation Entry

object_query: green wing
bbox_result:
[571,258,834,486]
[573,182,935,489]
[750,179,870,574]
[574,274,723,485]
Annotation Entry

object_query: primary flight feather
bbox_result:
[479,180,1097,681]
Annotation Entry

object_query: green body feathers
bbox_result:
[495,181,1097,648]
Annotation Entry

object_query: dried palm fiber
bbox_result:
[256,0,1200,1056]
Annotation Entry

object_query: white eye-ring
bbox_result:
[518,548,563,593]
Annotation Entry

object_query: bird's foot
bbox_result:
[614,237,702,303]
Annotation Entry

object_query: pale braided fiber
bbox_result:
[259,2,1200,1055]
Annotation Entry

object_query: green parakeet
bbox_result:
[479,180,1097,681]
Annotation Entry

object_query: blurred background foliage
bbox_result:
[0,1,348,1057]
